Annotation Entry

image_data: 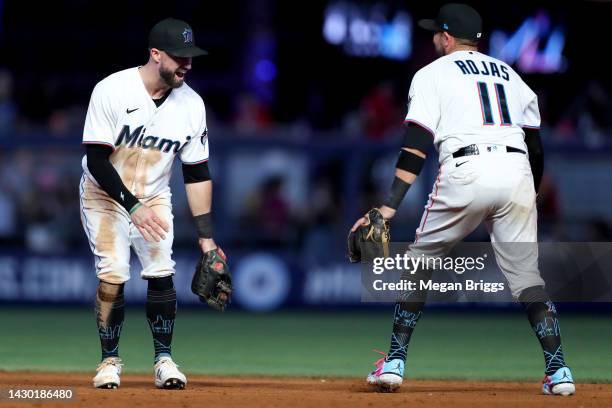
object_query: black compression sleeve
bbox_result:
[524,128,544,193]
[403,123,434,153]
[182,161,211,184]
[385,177,411,210]
[86,144,140,212]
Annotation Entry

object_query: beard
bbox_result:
[434,41,445,57]
[159,65,184,88]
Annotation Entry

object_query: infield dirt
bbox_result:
[1,372,610,408]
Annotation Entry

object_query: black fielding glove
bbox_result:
[347,208,391,263]
[191,248,232,311]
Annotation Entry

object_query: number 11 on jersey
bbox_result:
[477,82,512,126]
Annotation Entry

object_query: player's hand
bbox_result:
[199,238,226,259]
[350,206,396,232]
[350,216,368,232]
[130,204,170,242]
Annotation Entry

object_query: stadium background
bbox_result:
[0,0,610,387]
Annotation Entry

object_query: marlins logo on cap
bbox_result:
[182,28,193,43]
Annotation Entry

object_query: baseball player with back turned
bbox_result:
[80,18,223,389]
[351,4,575,396]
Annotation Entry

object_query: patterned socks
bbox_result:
[520,286,567,375]
[145,276,177,363]
[388,302,424,361]
[386,266,430,363]
[95,281,125,360]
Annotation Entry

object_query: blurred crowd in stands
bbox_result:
[0,64,611,255]
[2,65,612,144]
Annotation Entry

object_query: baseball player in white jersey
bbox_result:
[80,18,224,389]
[353,4,575,396]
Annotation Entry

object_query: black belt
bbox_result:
[452,144,526,158]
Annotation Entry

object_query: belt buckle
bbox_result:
[485,145,499,153]
[467,144,479,156]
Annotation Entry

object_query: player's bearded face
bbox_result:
[159,54,191,88]
[159,62,184,88]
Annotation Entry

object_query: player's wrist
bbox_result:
[378,205,396,220]
[129,202,143,215]
[198,238,217,253]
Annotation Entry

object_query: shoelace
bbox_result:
[156,358,180,371]
[371,349,388,374]
[96,358,123,372]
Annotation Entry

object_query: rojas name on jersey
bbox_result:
[115,125,191,153]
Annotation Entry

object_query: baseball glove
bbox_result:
[347,208,390,263]
[191,248,232,311]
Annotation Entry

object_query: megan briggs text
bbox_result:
[372,279,506,293]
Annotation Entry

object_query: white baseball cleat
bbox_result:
[542,366,575,396]
[93,357,122,389]
[154,356,187,389]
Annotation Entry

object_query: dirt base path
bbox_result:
[0,372,610,408]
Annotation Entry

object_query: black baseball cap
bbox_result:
[148,18,208,57]
[418,3,483,42]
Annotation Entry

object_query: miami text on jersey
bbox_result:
[115,125,191,153]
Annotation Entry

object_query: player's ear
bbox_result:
[150,48,162,63]
[443,32,455,49]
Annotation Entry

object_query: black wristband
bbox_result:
[385,176,412,210]
[194,212,213,239]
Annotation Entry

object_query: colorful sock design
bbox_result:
[95,281,125,360]
[521,287,568,375]
[146,277,177,363]
[387,302,424,361]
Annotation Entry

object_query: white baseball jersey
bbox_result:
[79,67,208,283]
[404,50,545,298]
[81,67,209,198]
[405,50,540,164]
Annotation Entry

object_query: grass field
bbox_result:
[1,308,610,382]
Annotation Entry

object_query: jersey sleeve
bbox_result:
[404,68,440,136]
[179,103,209,165]
[82,81,118,148]
[520,79,541,129]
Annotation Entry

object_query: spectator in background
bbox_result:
[48,105,87,138]
[233,92,272,135]
[359,82,403,141]
[0,186,17,244]
[302,171,343,265]
[0,69,17,135]
[537,173,564,241]
[240,175,296,246]
[0,151,18,244]
[556,80,612,146]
